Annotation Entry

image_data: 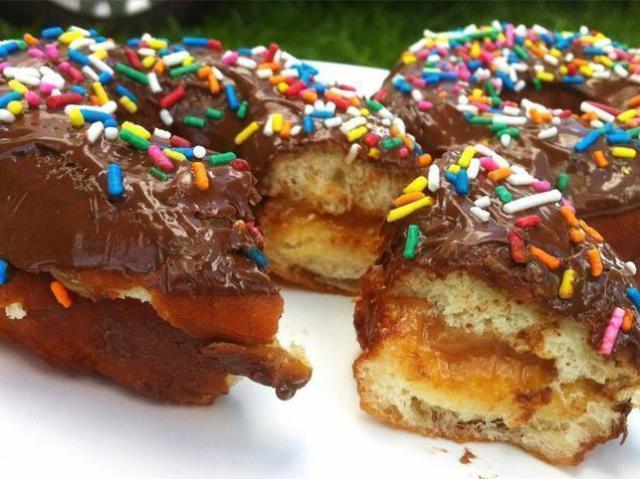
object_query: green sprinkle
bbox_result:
[557,173,570,192]
[237,101,249,120]
[627,127,640,138]
[498,127,521,138]
[468,115,492,125]
[119,129,150,150]
[208,152,237,166]
[382,137,404,150]
[114,63,149,84]
[490,95,501,108]
[402,224,420,260]
[169,64,201,78]
[206,108,224,120]
[366,99,383,112]
[183,115,206,128]
[495,185,513,203]
[513,45,529,60]
[149,166,169,181]
[484,81,496,97]
[532,77,542,90]
[490,122,509,132]
[16,39,27,51]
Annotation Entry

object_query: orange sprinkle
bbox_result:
[628,94,640,108]
[50,281,72,308]
[530,108,543,123]
[559,206,578,226]
[393,192,426,207]
[579,220,604,242]
[586,248,603,277]
[23,33,39,46]
[529,245,561,270]
[530,44,546,58]
[154,59,166,75]
[301,90,317,103]
[581,111,597,122]
[270,75,286,85]
[418,153,432,167]
[403,136,414,150]
[192,162,209,191]
[197,66,212,80]
[207,73,220,94]
[488,167,511,183]
[89,94,101,106]
[592,150,609,168]
[569,228,586,243]
[622,308,635,331]
[280,122,291,138]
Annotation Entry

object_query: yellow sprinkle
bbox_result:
[7,100,23,116]
[597,55,613,68]
[59,30,83,44]
[559,65,568,75]
[617,109,638,122]
[536,71,555,82]
[235,121,259,145]
[368,148,381,159]
[192,162,209,191]
[470,42,481,58]
[163,149,186,163]
[558,268,576,299]
[347,125,368,142]
[272,113,284,133]
[142,56,156,69]
[458,145,476,168]
[277,82,288,93]
[8,79,27,94]
[622,166,632,175]
[93,48,108,60]
[182,55,195,66]
[550,47,562,58]
[580,65,594,77]
[401,52,417,65]
[147,39,168,50]
[387,197,433,222]
[359,108,370,116]
[403,176,428,194]
[448,164,461,174]
[91,81,109,105]
[611,146,636,159]
[68,107,84,127]
[122,121,150,139]
[119,96,137,114]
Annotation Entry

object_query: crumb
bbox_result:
[459,447,476,464]
[425,445,448,454]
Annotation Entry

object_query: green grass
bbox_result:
[2,0,640,68]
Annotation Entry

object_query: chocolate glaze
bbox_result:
[377,149,640,354]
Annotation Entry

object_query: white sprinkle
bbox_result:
[81,65,99,81]
[193,146,206,159]
[147,72,162,93]
[506,173,536,186]
[427,164,440,192]
[236,57,257,69]
[457,104,479,114]
[467,157,480,180]
[251,45,267,55]
[153,128,171,140]
[503,189,562,214]
[502,105,521,116]
[474,196,491,208]
[492,114,527,126]
[474,143,509,168]
[625,261,637,275]
[324,116,343,128]
[500,133,511,147]
[256,68,272,79]
[280,68,299,78]
[411,89,424,102]
[263,115,274,136]
[162,50,189,67]
[345,143,361,164]
[51,89,62,96]
[614,64,629,78]
[470,206,491,222]
[101,101,117,114]
[212,67,224,81]
[580,101,615,123]
[88,55,114,75]
[14,73,40,86]
[0,109,16,123]
[160,108,173,126]
[340,116,367,134]
[138,47,156,57]
[104,126,119,140]
[69,38,95,50]
[86,121,104,143]
[514,79,526,92]
[538,126,558,140]
[590,119,604,129]
[392,117,406,136]
[290,125,302,136]
[544,54,559,66]
[377,107,394,119]
[346,106,361,117]
[89,39,115,52]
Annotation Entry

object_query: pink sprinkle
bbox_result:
[24,91,41,107]
[411,78,426,88]
[0,61,9,74]
[480,156,498,171]
[58,61,71,73]
[398,146,409,158]
[45,44,59,60]
[561,198,576,212]
[472,102,489,112]
[416,49,429,60]
[451,84,463,95]
[27,48,45,59]
[221,51,239,66]
[506,24,515,47]
[532,180,551,192]
[599,307,625,356]
[455,64,471,82]
[479,51,493,65]
[148,145,174,172]
[39,82,55,95]
[418,100,433,111]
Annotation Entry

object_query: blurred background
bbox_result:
[0,0,639,67]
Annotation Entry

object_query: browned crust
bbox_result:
[267,257,358,295]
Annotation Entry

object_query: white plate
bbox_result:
[0,62,637,479]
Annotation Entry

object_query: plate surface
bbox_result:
[0,62,637,479]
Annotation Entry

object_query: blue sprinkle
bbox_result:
[225,84,240,111]
[583,46,605,56]
[627,287,640,310]
[440,72,458,82]
[540,33,555,46]
[423,73,441,84]
[99,71,113,84]
[158,48,170,56]
[310,82,326,95]
[245,247,269,268]
[126,38,140,47]
[80,109,112,123]
[561,75,585,84]
[171,147,194,159]
[104,118,118,128]
[0,91,22,108]
[182,37,208,47]
[0,258,9,285]
[173,45,185,52]
[444,172,457,184]
[303,115,314,134]
[393,77,411,95]
[89,29,99,38]
[455,169,469,196]
[106,164,124,199]
[310,109,334,119]
[41,26,64,39]
[115,84,137,103]
[70,86,87,96]
[0,41,18,56]
[607,131,633,145]
[574,129,603,152]
[467,60,482,71]
[237,47,253,56]
[68,49,90,66]
[496,71,514,91]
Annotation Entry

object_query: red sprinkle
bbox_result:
[159,85,186,108]
[231,159,249,170]
[246,221,265,245]
[125,48,143,70]
[170,135,191,147]
[285,81,305,97]
[364,133,380,147]
[514,214,541,228]
[264,42,279,62]
[373,88,388,102]
[208,39,223,51]
[46,93,84,109]
[508,231,527,263]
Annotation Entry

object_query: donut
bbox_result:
[0,26,317,403]
[375,22,640,267]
